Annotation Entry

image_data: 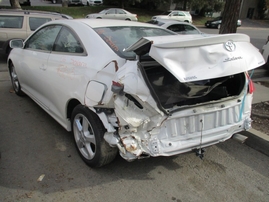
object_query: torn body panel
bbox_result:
[91,34,261,161]
[106,67,252,160]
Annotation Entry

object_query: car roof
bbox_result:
[153,19,191,24]
[61,19,160,28]
[0,9,73,19]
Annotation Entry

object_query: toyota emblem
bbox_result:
[224,41,236,52]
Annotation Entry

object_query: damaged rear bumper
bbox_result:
[104,98,253,161]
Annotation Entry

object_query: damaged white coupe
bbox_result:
[8,19,264,167]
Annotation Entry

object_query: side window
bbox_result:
[167,25,183,33]
[117,9,126,14]
[171,12,178,16]
[25,25,61,51]
[178,12,185,16]
[53,27,84,53]
[29,17,52,31]
[184,25,199,34]
[0,15,23,28]
[107,9,116,14]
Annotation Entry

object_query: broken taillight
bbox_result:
[111,81,124,95]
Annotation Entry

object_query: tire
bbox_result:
[6,46,12,57]
[71,105,118,167]
[9,62,25,96]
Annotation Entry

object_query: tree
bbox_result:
[9,0,21,9]
[219,0,242,34]
[257,0,267,19]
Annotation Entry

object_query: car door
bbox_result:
[177,11,187,21]
[46,26,87,123]
[103,9,116,19]
[0,15,26,54]
[115,9,127,20]
[20,25,62,109]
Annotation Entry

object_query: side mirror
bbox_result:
[9,39,24,49]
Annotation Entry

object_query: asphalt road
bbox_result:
[1,26,269,201]
[0,77,269,201]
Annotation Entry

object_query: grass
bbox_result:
[1,5,211,24]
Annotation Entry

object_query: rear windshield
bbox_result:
[94,26,175,59]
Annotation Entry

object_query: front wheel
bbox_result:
[71,105,118,167]
[9,62,24,96]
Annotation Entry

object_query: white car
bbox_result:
[86,8,137,21]
[152,10,193,23]
[8,19,264,167]
[83,0,103,6]
[147,19,203,35]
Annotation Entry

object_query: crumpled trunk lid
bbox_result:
[125,33,264,83]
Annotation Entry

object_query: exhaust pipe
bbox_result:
[232,133,248,143]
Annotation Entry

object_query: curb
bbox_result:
[239,130,269,157]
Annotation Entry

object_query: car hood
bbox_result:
[125,33,264,82]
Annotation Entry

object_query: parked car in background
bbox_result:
[67,0,84,6]
[0,9,72,56]
[205,16,242,29]
[19,0,31,6]
[8,19,264,168]
[147,19,203,35]
[86,8,138,21]
[83,0,103,6]
[152,10,193,23]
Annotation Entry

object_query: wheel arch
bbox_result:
[8,59,14,70]
[66,99,81,120]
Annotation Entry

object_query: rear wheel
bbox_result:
[9,62,24,96]
[71,105,118,167]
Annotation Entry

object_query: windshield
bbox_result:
[162,11,171,15]
[94,26,175,59]
[214,16,222,21]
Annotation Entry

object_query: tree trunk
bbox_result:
[62,0,68,7]
[183,0,187,10]
[10,0,22,9]
[219,0,242,34]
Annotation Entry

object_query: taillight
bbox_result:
[246,73,255,94]
[111,81,124,95]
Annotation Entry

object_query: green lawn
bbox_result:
[1,5,211,25]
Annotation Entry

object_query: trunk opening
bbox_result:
[139,60,246,113]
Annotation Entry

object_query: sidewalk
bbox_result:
[250,81,269,143]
